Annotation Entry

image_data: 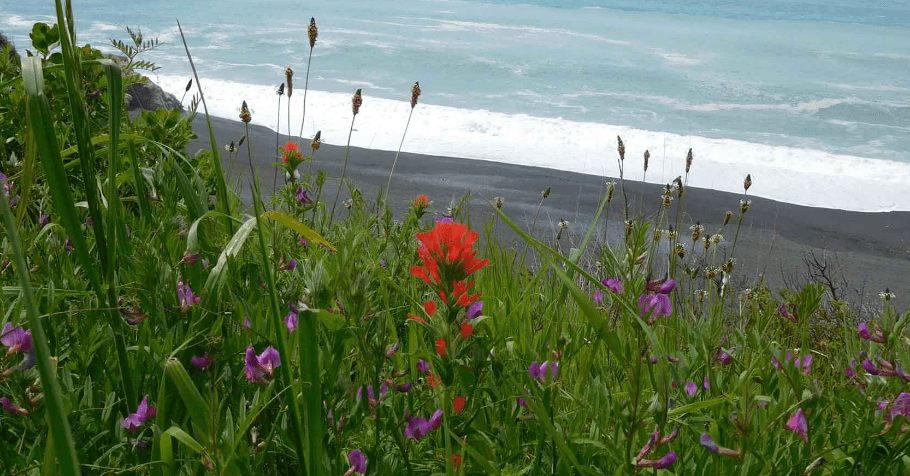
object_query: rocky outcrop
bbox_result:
[126,78,183,112]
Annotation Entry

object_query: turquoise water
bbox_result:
[2,0,909,209]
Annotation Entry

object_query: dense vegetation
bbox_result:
[1,2,909,475]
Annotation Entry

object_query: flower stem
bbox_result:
[329,115,357,224]
[385,107,414,201]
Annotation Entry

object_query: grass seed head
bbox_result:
[239,100,251,123]
[308,17,318,49]
[285,68,294,97]
[411,81,421,108]
[643,150,650,172]
[617,136,625,161]
[311,131,322,151]
[352,89,363,115]
[685,148,693,174]
[744,173,752,192]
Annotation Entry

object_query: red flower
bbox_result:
[281,141,302,166]
[435,338,447,357]
[460,323,473,339]
[428,375,438,388]
[414,195,429,208]
[424,301,437,316]
[407,314,425,324]
[410,222,489,289]
[454,395,466,414]
[452,454,462,468]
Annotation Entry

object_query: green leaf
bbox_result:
[29,22,60,56]
[263,210,336,252]
[203,217,257,299]
[164,359,212,447]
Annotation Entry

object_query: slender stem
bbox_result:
[297,48,314,142]
[273,94,282,202]
[330,115,357,224]
[385,107,414,200]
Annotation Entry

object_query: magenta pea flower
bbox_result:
[517,396,529,408]
[428,409,444,430]
[602,278,623,293]
[889,393,910,421]
[285,311,299,333]
[1,323,32,356]
[845,359,856,378]
[1,397,28,416]
[405,416,430,440]
[685,381,698,397]
[297,187,313,204]
[279,258,297,271]
[711,349,733,365]
[191,354,213,370]
[416,359,430,375]
[778,304,796,323]
[659,426,680,445]
[122,395,157,432]
[593,289,604,306]
[787,408,808,443]
[466,301,483,319]
[638,293,672,324]
[529,360,558,384]
[177,281,200,313]
[636,431,659,462]
[39,214,50,227]
[242,316,252,330]
[645,277,676,294]
[345,449,366,475]
[700,433,741,458]
[385,340,401,358]
[64,236,74,252]
[300,237,308,247]
[244,346,280,384]
[704,376,711,392]
[858,322,885,343]
[395,382,414,393]
[636,451,677,469]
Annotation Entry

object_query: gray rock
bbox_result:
[126,78,183,112]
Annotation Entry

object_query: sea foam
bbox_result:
[156,74,910,212]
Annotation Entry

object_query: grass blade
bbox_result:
[262,210,335,252]
[0,150,81,476]
[164,359,212,447]
[299,310,323,476]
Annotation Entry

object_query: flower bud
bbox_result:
[643,150,650,172]
[744,174,752,191]
[285,68,294,98]
[617,136,625,161]
[724,210,732,226]
[685,148,693,174]
[311,131,322,151]
[239,101,251,123]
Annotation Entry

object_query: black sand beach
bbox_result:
[189,115,910,313]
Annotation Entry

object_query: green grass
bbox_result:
[1,3,909,475]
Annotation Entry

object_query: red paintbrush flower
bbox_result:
[435,338,447,357]
[454,395,466,414]
[411,222,489,291]
[460,323,473,339]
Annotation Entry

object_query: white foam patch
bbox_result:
[156,74,910,212]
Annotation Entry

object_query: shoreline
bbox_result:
[188,114,910,312]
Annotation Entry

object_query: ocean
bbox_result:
[2,0,909,211]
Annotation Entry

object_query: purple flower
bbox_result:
[347,449,366,474]
[122,395,157,432]
[801,355,813,375]
[177,281,200,313]
[133,439,151,451]
[787,408,808,443]
[638,293,672,324]
[858,322,885,343]
[395,382,414,393]
[659,426,680,445]
[602,278,623,293]
[517,396,529,408]
[243,316,252,330]
[593,288,604,306]
[39,214,50,227]
[404,416,431,440]
[0,173,18,207]
[1,397,28,416]
[700,434,741,458]
[285,311,298,333]
[636,451,677,469]
[297,187,313,204]
[703,376,710,392]
[428,409,444,430]
[466,301,483,319]
[845,359,856,378]
[529,360,557,384]
[280,258,297,271]
[636,431,659,462]
[779,304,797,323]
[1,323,32,355]
[244,346,281,384]
[890,393,910,421]
[713,350,733,365]
[416,359,430,375]
[685,381,697,397]
[646,277,676,294]
[862,359,879,375]
[300,237,308,247]
[385,340,401,358]
[65,237,74,252]
[191,354,213,370]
